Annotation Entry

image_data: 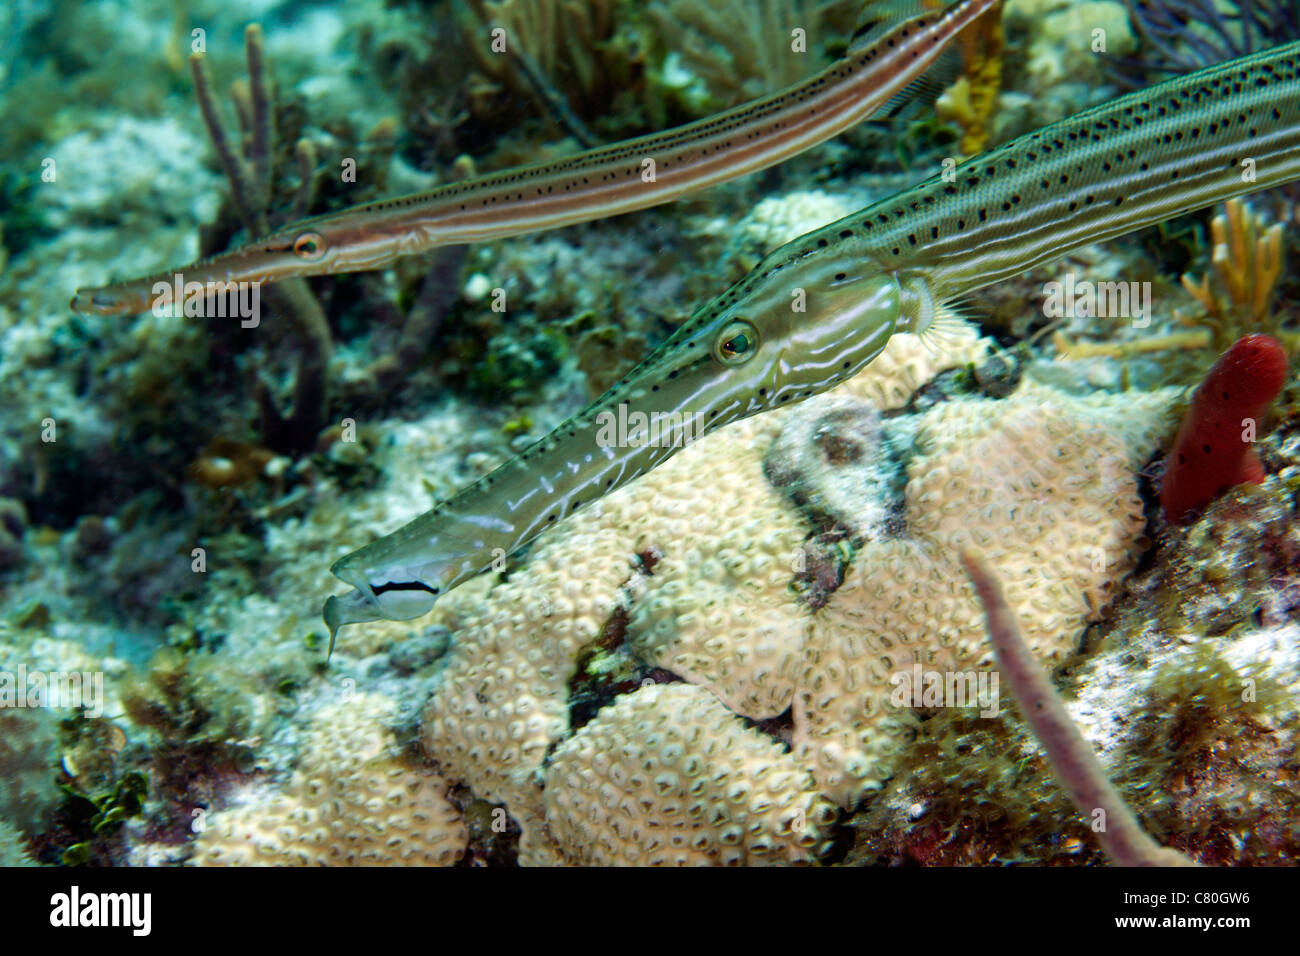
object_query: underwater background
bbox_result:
[1,0,1298,866]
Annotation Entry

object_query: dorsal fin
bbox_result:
[848,0,936,52]
[872,42,964,119]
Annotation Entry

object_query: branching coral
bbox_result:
[1054,198,1299,360]
[0,820,37,867]
[189,26,332,455]
[1117,0,1300,81]
[1159,333,1289,524]
[1178,198,1296,352]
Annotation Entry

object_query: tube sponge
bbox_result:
[1160,334,1289,524]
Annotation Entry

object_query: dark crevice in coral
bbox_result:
[740,706,795,751]
[448,786,522,868]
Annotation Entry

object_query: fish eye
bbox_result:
[292,231,326,260]
[713,319,760,366]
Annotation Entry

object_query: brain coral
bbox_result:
[540,682,836,865]
[419,326,989,849]
[193,691,465,866]
[624,324,989,722]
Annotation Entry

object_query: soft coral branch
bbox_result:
[190,24,333,454]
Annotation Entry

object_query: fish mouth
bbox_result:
[323,564,445,658]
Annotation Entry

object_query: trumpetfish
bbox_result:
[70,0,997,316]
[323,40,1300,652]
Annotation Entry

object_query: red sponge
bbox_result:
[1159,334,1289,524]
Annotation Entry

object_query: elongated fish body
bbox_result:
[71,0,997,316]
[324,248,924,646]
[324,41,1300,649]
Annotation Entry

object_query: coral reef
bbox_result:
[999,0,1136,132]
[793,380,1179,807]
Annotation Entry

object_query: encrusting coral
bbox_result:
[791,380,1179,807]
[403,312,1195,862]
[192,691,466,866]
[417,324,987,862]
[541,682,836,865]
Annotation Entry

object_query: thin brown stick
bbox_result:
[190,54,257,228]
[245,24,273,211]
[290,138,318,223]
